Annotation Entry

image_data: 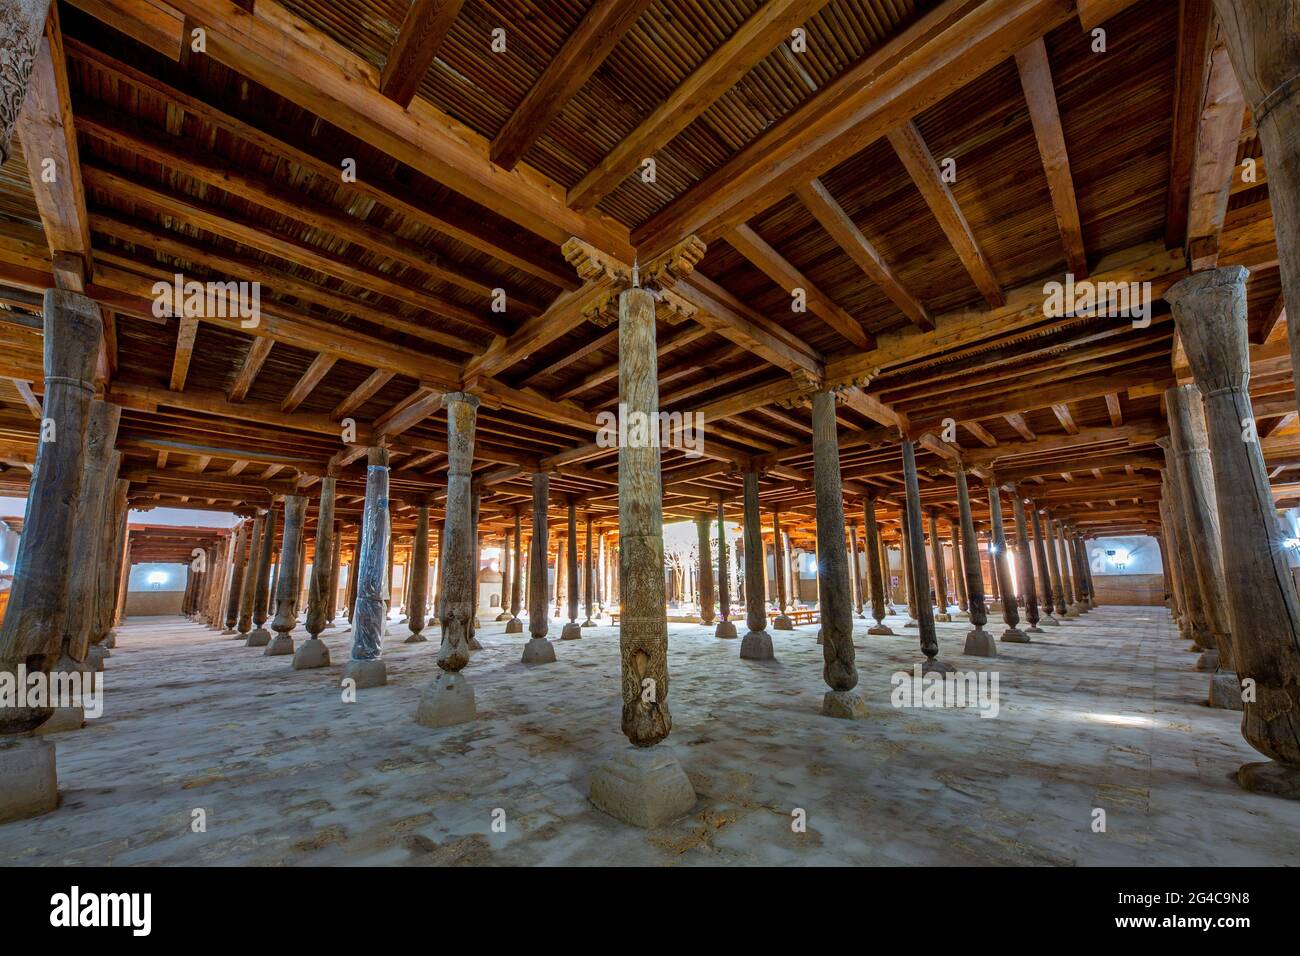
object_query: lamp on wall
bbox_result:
[1107,548,1128,571]
[147,571,167,590]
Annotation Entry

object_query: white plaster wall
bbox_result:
[1086,535,1161,575]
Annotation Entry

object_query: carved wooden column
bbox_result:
[1168,265,1300,794]
[1055,519,1080,617]
[294,478,336,668]
[467,492,482,649]
[326,519,343,625]
[771,510,792,628]
[494,528,512,622]
[847,520,864,619]
[1157,443,1214,650]
[989,482,1027,642]
[0,0,53,168]
[247,502,277,646]
[522,472,556,663]
[582,513,596,627]
[740,473,774,660]
[222,519,250,635]
[902,440,949,673]
[589,276,695,828]
[1040,506,1067,618]
[506,508,524,633]
[401,499,431,645]
[1167,383,1237,685]
[927,509,951,621]
[955,467,993,655]
[1211,1,1300,430]
[1027,502,1059,626]
[901,507,919,628]
[266,495,307,657]
[554,531,566,619]
[950,523,969,620]
[1081,535,1099,607]
[715,496,736,639]
[861,496,891,635]
[695,514,716,626]
[98,478,130,651]
[345,525,361,625]
[415,393,480,722]
[0,290,99,781]
[1009,492,1043,633]
[236,510,264,639]
[342,449,390,689]
[809,390,863,717]
[1072,532,1093,609]
[560,499,582,640]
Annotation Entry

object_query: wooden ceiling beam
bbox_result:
[491,0,654,170]
[1105,392,1123,427]
[169,316,198,392]
[1183,28,1246,270]
[725,223,874,350]
[374,386,443,439]
[1254,293,1286,347]
[1164,0,1217,250]
[1014,37,1087,278]
[568,0,834,212]
[156,0,634,261]
[281,354,337,413]
[378,0,465,109]
[12,379,42,420]
[885,121,1003,308]
[333,369,396,421]
[1051,402,1079,435]
[227,337,274,403]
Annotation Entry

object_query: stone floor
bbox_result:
[3,605,1299,866]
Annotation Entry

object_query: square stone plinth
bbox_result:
[589,745,696,828]
[0,736,58,824]
[414,671,476,728]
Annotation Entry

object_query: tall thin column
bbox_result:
[849,521,864,619]
[583,513,596,626]
[955,468,993,655]
[1028,503,1059,626]
[863,495,892,635]
[950,523,968,619]
[295,478,337,668]
[266,495,307,657]
[467,492,482,648]
[902,440,949,673]
[1158,442,1214,650]
[416,393,480,722]
[715,496,736,638]
[403,501,431,644]
[342,448,390,689]
[1055,520,1080,617]
[901,507,919,628]
[561,500,582,640]
[811,390,863,718]
[554,532,566,619]
[1168,265,1300,794]
[989,483,1027,642]
[1010,491,1042,633]
[771,511,792,628]
[1042,506,1067,618]
[506,509,524,633]
[345,525,361,625]
[237,511,264,639]
[928,509,951,621]
[589,281,695,828]
[740,472,774,659]
[0,289,99,771]
[223,519,251,635]
[496,527,513,622]
[1071,532,1092,610]
[327,519,343,625]
[247,502,277,646]
[522,473,556,663]
[696,515,715,626]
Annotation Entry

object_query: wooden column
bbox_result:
[582,513,595,626]
[560,499,582,639]
[811,390,862,717]
[1041,506,1067,618]
[901,506,919,628]
[1168,264,1300,793]
[237,511,264,638]
[771,511,793,628]
[266,495,307,656]
[1055,519,1080,616]
[248,503,277,645]
[223,519,251,635]
[403,501,431,644]
[345,525,361,624]
[988,482,1027,641]
[740,472,774,659]
[1027,502,1059,626]
[90,453,126,660]
[848,521,864,619]
[715,496,736,638]
[496,526,512,621]
[326,519,343,626]
[1071,532,1092,609]
[695,515,715,626]
[0,289,100,738]
[554,532,566,619]
[956,467,993,654]
[950,523,968,617]
[469,492,481,646]
[927,509,950,620]
[1009,491,1043,633]
[863,495,892,634]
[1159,439,1214,648]
[1212,1,1300,432]
[522,472,556,662]
[902,439,948,672]
[506,509,524,632]
[414,392,481,721]
[293,479,334,667]
[1167,383,1235,673]
[342,448,391,688]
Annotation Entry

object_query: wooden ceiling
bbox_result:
[0,0,1294,558]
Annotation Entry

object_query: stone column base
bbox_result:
[264,634,295,656]
[292,638,330,670]
[772,615,793,630]
[37,707,84,735]
[904,618,919,628]
[822,690,867,719]
[1195,649,1220,671]
[922,657,955,675]
[86,647,106,671]
[868,623,894,635]
[1000,627,1030,643]
[495,612,512,622]
[1038,614,1060,626]
[0,736,58,823]
[935,612,953,622]
[403,632,428,644]
[104,632,117,649]
[1026,624,1045,634]
[504,618,524,634]
[246,628,271,647]
[221,627,237,635]
[1237,760,1300,800]
[963,630,997,657]
[589,745,696,828]
[341,658,387,688]
[467,636,483,651]
[1064,606,1081,618]
[715,620,737,639]
[521,637,556,663]
[561,622,583,640]
[739,630,774,660]
[1208,672,1243,710]
[415,671,476,728]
